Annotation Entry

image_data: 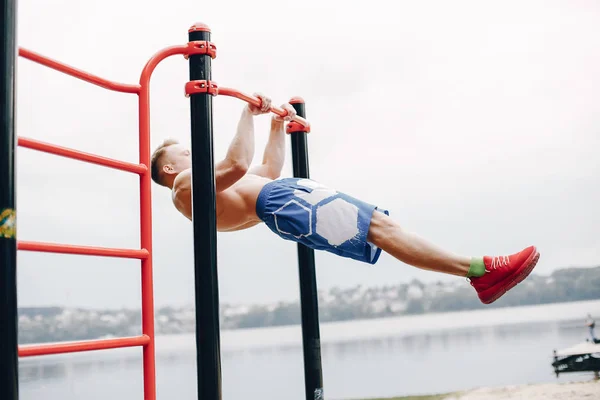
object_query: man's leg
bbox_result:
[367,210,472,277]
[366,210,540,304]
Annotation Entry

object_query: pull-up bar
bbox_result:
[192,85,311,129]
[184,82,311,131]
[223,87,310,129]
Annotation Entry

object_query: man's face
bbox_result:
[163,143,192,176]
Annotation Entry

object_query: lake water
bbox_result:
[18,300,600,400]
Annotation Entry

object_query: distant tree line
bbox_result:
[17,266,600,344]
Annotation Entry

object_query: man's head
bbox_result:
[150,138,191,188]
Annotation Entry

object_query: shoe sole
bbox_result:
[479,247,540,305]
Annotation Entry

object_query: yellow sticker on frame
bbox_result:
[0,208,16,239]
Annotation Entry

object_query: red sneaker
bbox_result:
[469,246,540,304]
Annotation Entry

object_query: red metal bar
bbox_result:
[219,87,310,128]
[137,44,188,400]
[18,48,141,94]
[18,137,147,175]
[17,241,149,259]
[18,335,150,357]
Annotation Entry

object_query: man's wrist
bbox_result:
[244,105,256,116]
[271,116,285,125]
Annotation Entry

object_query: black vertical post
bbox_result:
[0,1,19,400]
[289,98,324,400]
[187,23,221,400]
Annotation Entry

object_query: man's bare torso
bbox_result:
[172,171,274,232]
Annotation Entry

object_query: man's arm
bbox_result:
[171,94,273,219]
[215,93,272,192]
[249,103,297,179]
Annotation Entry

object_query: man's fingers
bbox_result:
[250,93,301,118]
[261,96,272,112]
[252,92,271,112]
[282,103,296,121]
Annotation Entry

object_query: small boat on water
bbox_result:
[552,340,600,379]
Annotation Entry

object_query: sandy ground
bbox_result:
[445,380,600,400]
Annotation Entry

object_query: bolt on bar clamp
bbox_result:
[185,80,219,96]
[184,41,217,60]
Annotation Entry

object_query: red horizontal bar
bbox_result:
[19,335,150,357]
[18,241,149,259]
[219,87,310,128]
[18,137,147,175]
[19,47,141,94]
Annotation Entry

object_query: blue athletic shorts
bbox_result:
[255,177,389,265]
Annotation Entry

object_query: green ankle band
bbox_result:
[467,257,486,278]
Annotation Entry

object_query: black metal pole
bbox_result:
[0,1,19,400]
[289,98,324,400]
[187,23,221,400]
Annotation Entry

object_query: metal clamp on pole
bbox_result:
[286,96,311,134]
[187,22,222,400]
[185,80,219,96]
[184,40,217,60]
[286,120,311,134]
[288,96,325,400]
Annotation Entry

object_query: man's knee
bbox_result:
[367,209,397,245]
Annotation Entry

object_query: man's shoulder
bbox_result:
[173,169,192,190]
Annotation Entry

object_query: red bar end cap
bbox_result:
[189,22,211,33]
[286,121,311,134]
[289,96,305,104]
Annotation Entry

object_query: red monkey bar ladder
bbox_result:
[15,45,173,400]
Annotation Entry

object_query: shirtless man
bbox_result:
[151,94,540,305]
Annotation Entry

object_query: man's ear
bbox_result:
[163,164,175,175]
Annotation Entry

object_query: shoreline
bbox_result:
[362,379,600,400]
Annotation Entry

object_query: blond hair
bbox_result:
[150,138,179,187]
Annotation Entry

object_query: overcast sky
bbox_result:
[13,0,600,310]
